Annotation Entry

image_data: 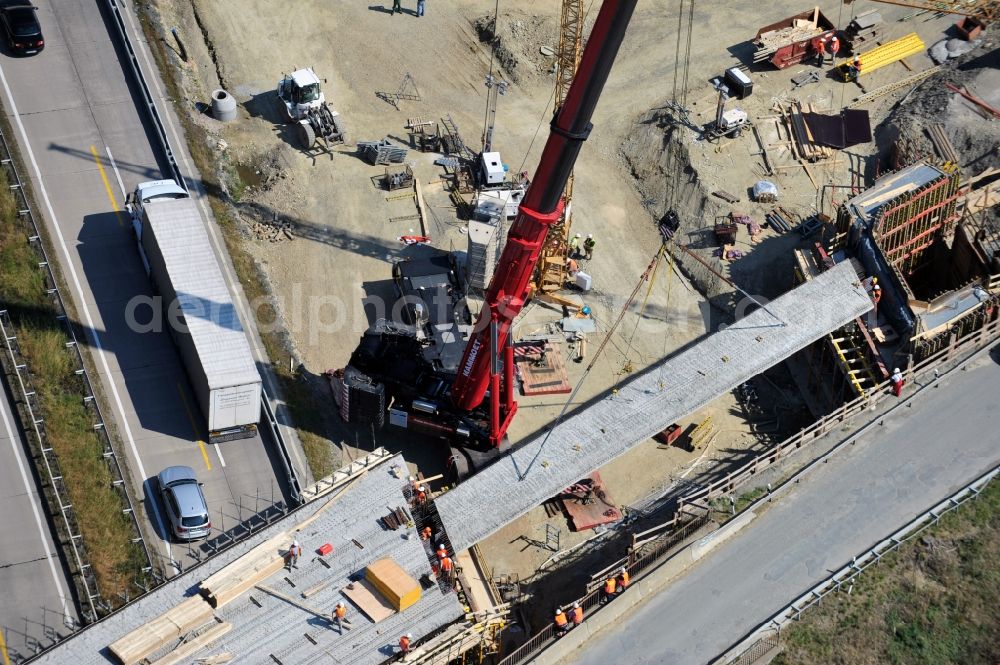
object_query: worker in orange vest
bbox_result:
[849,54,862,80]
[436,543,448,560]
[415,485,428,505]
[553,608,569,637]
[617,566,630,593]
[333,601,351,633]
[570,601,584,627]
[828,34,840,61]
[440,554,455,587]
[602,576,617,603]
[398,632,413,657]
[814,37,826,67]
[286,539,302,570]
[420,526,432,541]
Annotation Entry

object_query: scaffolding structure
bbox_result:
[405,607,509,665]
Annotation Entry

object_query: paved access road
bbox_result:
[0,379,77,662]
[566,351,1000,665]
[0,0,291,576]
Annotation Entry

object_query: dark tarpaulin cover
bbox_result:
[802,109,872,148]
[842,109,873,146]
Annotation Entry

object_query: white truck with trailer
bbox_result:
[127,180,261,443]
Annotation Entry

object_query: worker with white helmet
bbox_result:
[287,538,302,570]
[570,601,583,626]
[399,632,413,655]
[617,565,630,592]
[414,485,427,505]
[583,233,596,260]
[890,367,904,397]
[333,601,350,633]
[569,232,582,258]
[554,607,569,636]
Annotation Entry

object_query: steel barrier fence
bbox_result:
[493,315,999,665]
[0,121,153,623]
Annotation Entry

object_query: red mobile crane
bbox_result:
[339,0,640,479]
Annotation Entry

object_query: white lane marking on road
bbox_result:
[120,6,262,350]
[0,62,173,563]
[121,2,295,467]
[0,397,73,620]
[105,145,128,200]
[215,443,227,467]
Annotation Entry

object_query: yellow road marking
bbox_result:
[176,383,211,471]
[198,440,213,471]
[0,627,11,665]
[89,145,125,226]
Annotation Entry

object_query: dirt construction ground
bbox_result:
[143,0,990,594]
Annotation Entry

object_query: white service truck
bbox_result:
[127,180,261,442]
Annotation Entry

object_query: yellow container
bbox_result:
[365,558,421,611]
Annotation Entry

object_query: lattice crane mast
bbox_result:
[533,0,585,301]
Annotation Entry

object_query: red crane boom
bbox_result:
[450,0,639,446]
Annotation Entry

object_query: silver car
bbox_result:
[157,466,211,541]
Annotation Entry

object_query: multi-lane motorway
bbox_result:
[0,377,77,662]
[0,0,293,588]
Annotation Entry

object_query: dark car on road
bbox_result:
[0,4,43,55]
[157,466,211,541]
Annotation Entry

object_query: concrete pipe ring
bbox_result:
[211,89,238,122]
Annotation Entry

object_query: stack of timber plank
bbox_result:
[780,101,834,162]
[149,621,233,665]
[199,531,290,608]
[365,558,421,611]
[108,596,215,665]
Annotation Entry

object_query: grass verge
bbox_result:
[137,6,336,480]
[709,487,767,523]
[0,169,146,606]
[773,478,999,664]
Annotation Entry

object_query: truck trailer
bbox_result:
[127,180,261,442]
